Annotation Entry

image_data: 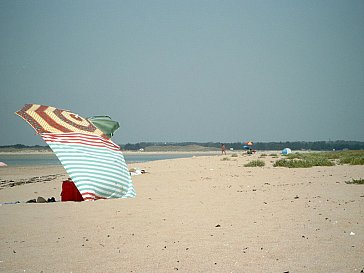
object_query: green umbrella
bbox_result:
[88,116,120,138]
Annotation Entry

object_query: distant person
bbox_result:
[221,143,226,155]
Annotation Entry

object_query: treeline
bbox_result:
[0,144,51,151]
[123,142,220,151]
[122,141,364,151]
[1,140,364,151]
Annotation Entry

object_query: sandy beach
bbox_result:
[0,152,363,273]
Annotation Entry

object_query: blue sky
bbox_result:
[1,0,363,145]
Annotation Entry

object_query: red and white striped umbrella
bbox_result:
[42,132,135,200]
[16,104,108,138]
[16,104,135,200]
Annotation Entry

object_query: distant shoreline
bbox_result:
[0,150,224,156]
[0,148,322,156]
[0,150,53,155]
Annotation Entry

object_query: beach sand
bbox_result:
[0,153,363,272]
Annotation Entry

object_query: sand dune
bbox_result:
[0,153,363,272]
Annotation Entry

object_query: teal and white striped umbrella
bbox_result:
[42,132,135,200]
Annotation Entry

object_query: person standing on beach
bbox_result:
[221,143,226,155]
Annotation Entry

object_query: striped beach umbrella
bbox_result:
[42,133,135,200]
[16,104,135,200]
[16,104,108,138]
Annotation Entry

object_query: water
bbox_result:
[0,153,211,166]
[0,154,59,166]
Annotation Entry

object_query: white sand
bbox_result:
[0,153,363,272]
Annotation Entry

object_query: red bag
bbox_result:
[61,180,84,202]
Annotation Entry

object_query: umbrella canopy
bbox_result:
[16,104,107,138]
[87,116,120,138]
[282,148,292,155]
[42,133,135,200]
[0,162,7,167]
[16,104,135,200]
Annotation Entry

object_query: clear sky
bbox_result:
[1,0,363,145]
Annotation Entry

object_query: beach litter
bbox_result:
[37,196,47,203]
[1,198,57,205]
[26,196,57,203]
[129,168,147,176]
[0,162,7,167]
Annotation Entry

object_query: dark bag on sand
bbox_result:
[61,181,84,202]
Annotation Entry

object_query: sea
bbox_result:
[0,153,212,167]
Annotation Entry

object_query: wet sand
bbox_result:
[0,153,363,272]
